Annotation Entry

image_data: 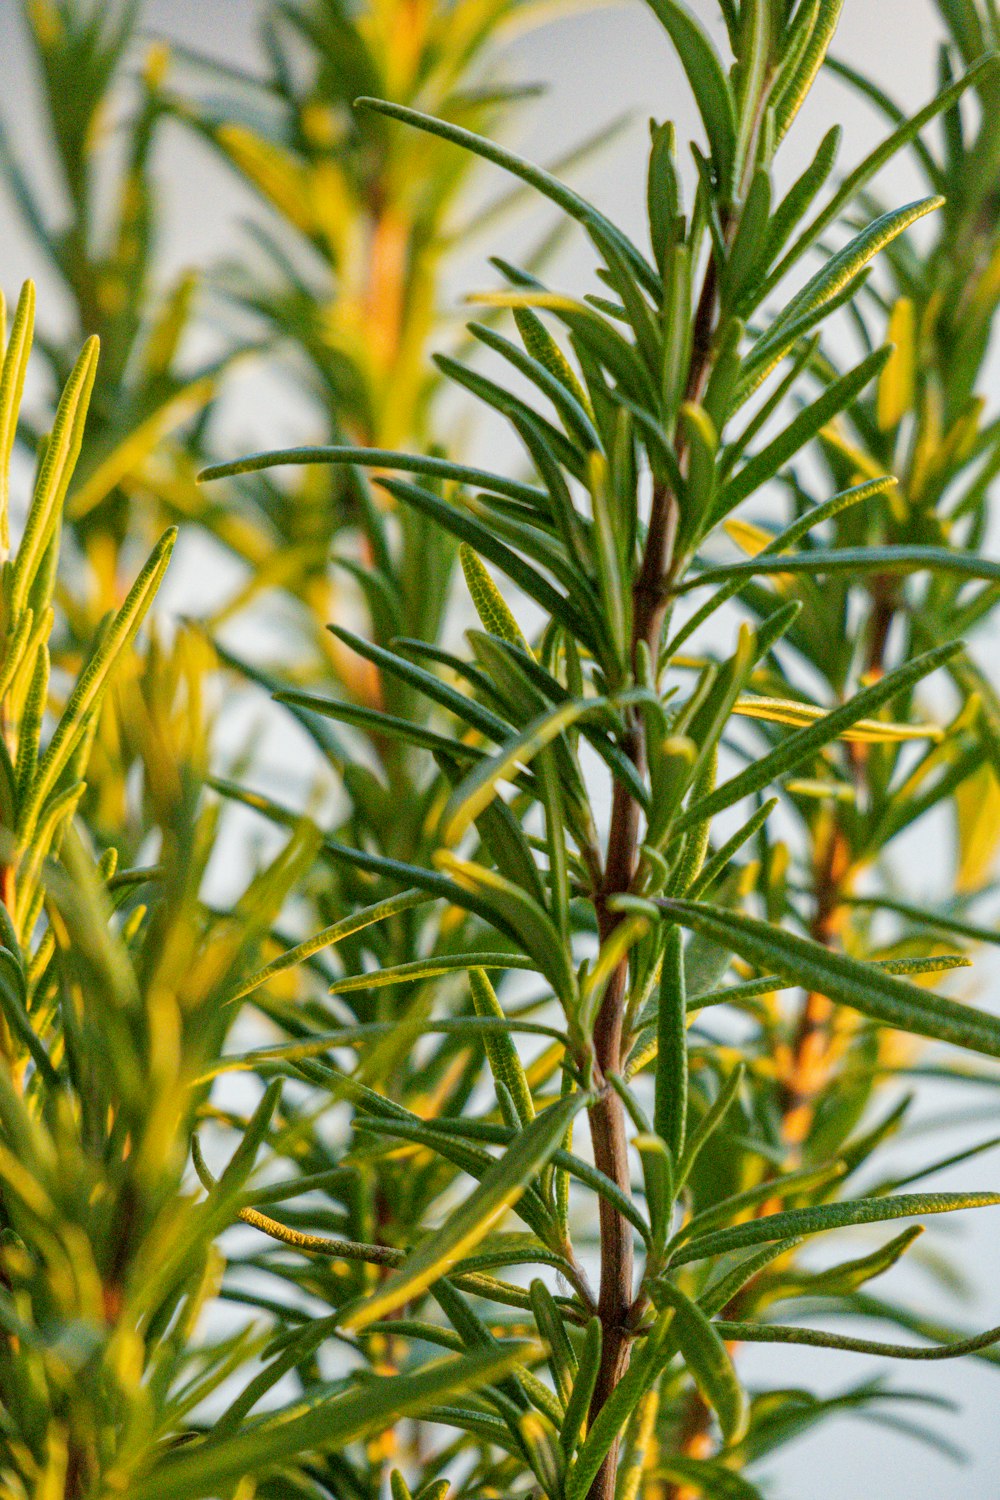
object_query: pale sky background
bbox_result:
[3,1,1000,1496]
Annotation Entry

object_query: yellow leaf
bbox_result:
[785,778,856,802]
[732,694,942,743]
[724,518,772,556]
[955,761,1000,893]
[877,297,915,430]
[215,125,314,234]
[68,376,216,521]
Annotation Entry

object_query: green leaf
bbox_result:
[14,642,48,804]
[659,897,1000,1059]
[654,926,687,1160]
[0,608,36,705]
[682,956,970,1019]
[468,321,602,452]
[713,1319,1000,1362]
[538,746,571,944]
[771,0,844,142]
[762,197,943,362]
[643,0,738,192]
[633,1129,674,1252]
[712,347,891,522]
[565,1313,672,1500]
[390,1471,414,1500]
[698,1238,803,1318]
[766,55,997,293]
[354,97,660,298]
[530,1278,578,1405]
[724,168,771,308]
[683,544,1000,592]
[461,544,530,651]
[647,120,680,275]
[668,476,893,655]
[441,696,610,843]
[327,953,536,994]
[588,220,663,382]
[762,123,841,273]
[369,1114,652,1247]
[227,889,431,1002]
[824,58,941,188]
[513,409,592,572]
[688,797,777,899]
[472,633,650,809]
[802,1226,923,1293]
[435,351,586,478]
[213,638,346,763]
[204,1017,566,1081]
[199,444,545,509]
[654,1280,748,1443]
[214,1080,283,1199]
[470,968,535,1127]
[275,689,483,762]
[143,1346,531,1500]
[473,287,653,405]
[416,1482,452,1500]
[379,477,597,647]
[342,1092,590,1330]
[734,278,862,406]
[463,498,592,612]
[513,305,592,416]
[670,642,960,835]
[560,1317,602,1453]
[675,1160,847,1248]
[842,893,1000,949]
[668,742,718,895]
[210,776,525,942]
[436,850,578,1005]
[669,1191,1000,1267]
[0,948,57,1086]
[327,625,509,742]
[351,1119,551,1242]
[675,1063,744,1189]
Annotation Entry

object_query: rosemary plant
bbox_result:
[5,0,1000,1498]
[0,282,505,1497]
[169,0,593,653]
[187,2,1000,1498]
[0,0,219,609]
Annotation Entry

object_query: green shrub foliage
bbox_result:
[3,2,1000,1498]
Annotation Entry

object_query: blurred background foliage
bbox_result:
[3,0,1000,1497]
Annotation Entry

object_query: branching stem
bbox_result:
[585,240,719,1495]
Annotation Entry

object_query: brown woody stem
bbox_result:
[583,195,725,1500]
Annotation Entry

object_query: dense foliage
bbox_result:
[4,1,1000,1497]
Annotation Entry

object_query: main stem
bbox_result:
[585,547,668,1500]
[585,260,718,1500]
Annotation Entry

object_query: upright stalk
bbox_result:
[586,254,718,1494]
[586,496,674,1498]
